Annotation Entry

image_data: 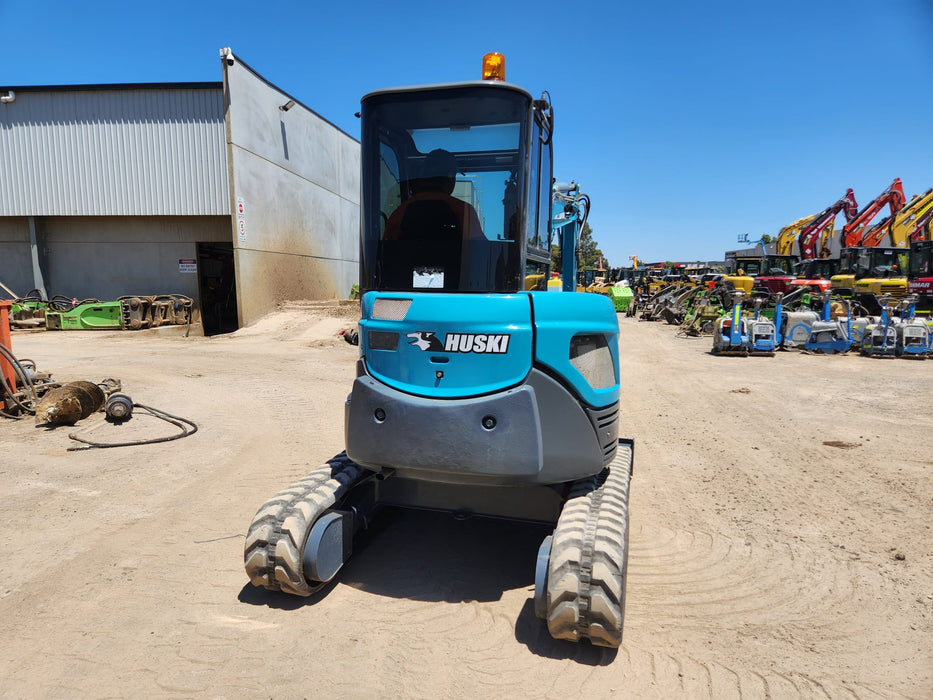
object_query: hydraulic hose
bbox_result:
[49,295,72,311]
[578,193,590,232]
[67,403,198,450]
[0,341,39,415]
[0,375,31,416]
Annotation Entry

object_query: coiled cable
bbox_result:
[67,402,198,450]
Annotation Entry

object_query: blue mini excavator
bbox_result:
[245,54,633,647]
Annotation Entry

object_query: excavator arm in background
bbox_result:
[910,206,933,243]
[797,189,859,259]
[816,219,842,259]
[863,187,933,248]
[776,212,822,256]
[841,178,906,248]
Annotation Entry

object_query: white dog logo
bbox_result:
[407,331,443,351]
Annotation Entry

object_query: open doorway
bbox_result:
[197,242,238,336]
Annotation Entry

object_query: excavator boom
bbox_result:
[911,206,933,243]
[798,189,859,259]
[841,178,906,248]
[776,212,820,256]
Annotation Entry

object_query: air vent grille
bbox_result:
[372,298,412,320]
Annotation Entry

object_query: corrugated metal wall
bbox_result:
[0,86,228,216]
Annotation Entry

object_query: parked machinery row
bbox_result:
[637,277,932,359]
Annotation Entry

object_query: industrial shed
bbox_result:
[0,48,360,335]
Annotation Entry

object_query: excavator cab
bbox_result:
[831,247,908,314]
[360,82,552,295]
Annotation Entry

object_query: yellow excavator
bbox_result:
[775,212,826,256]
[775,213,836,292]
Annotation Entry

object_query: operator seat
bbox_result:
[380,195,463,290]
[380,149,476,290]
[397,196,464,246]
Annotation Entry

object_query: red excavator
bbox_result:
[831,179,909,304]
[797,189,859,259]
[786,189,857,292]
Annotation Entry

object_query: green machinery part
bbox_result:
[45,302,123,330]
[607,286,633,312]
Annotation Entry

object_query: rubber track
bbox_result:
[546,442,632,647]
[244,453,366,596]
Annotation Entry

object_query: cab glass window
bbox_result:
[360,87,530,293]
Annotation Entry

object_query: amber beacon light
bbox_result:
[482,52,506,81]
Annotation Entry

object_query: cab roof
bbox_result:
[361,80,533,103]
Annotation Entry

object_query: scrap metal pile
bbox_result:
[1,300,197,447]
[0,333,126,424]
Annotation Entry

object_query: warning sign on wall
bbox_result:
[236,196,247,244]
[179,259,197,273]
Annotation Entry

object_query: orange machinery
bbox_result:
[841,178,907,248]
[0,300,16,409]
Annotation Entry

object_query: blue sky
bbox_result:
[3,0,931,267]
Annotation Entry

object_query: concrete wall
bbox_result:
[36,216,229,302]
[223,50,360,327]
[0,219,33,296]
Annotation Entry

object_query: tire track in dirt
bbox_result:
[624,522,906,698]
[628,523,861,624]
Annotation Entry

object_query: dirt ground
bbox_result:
[1,302,930,699]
